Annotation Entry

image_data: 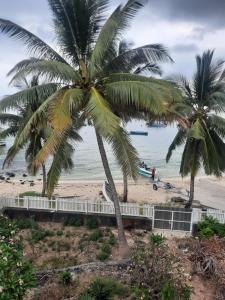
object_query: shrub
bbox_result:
[15,218,38,230]
[0,216,36,299]
[79,293,95,300]
[64,218,83,227]
[149,233,166,245]
[19,191,42,197]
[108,232,116,246]
[89,229,102,241]
[197,216,225,238]
[101,242,111,255]
[80,277,129,300]
[56,230,64,236]
[86,218,99,230]
[60,271,72,286]
[130,237,192,300]
[97,251,109,262]
[29,228,54,243]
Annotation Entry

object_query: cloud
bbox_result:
[148,0,225,29]
[172,44,199,53]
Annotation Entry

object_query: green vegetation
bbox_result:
[0,0,182,249]
[19,191,42,198]
[64,218,83,227]
[14,218,38,230]
[89,229,102,241]
[97,242,112,261]
[79,277,129,300]
[166,50,225,208]
[28,228,54,244]
[149,233,166,245]
[86,218,99,230]
[131,234,192,299]
[60,271,72,286]
[0,216,36,299]
[197,216,225,238]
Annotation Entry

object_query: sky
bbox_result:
[0,0,225,98]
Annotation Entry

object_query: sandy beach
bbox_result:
[1,176,225,210]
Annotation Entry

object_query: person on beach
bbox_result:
[151,167,156,181]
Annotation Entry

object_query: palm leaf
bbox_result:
[0,18,67,63]
[86,87,120,136]
[8,58,80,85]
[0,83,58,111]
[166,128,187,162]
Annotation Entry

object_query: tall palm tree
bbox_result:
[166,50,225,208]
[0,76,81,197]
[0,0,182,252]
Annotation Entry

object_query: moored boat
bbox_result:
[138,167,152,178]
[130,131,148,136]
[146,121,167,128]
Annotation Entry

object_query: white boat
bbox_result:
[138,167,152,178]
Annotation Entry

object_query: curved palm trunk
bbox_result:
[95,129,129,255]
[123,172,128,203]
[185,173,195,208]
[41,164,47,197]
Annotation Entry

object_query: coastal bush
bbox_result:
[15,217,38,230]
[79,277,129,300]
[149,233,166,245]
[89,229,102,241]
[64,218,83,227]
[108,231,116,246]
[56,230,64,236]
[28,228,54,243]
[130,237,192,300]
[19,191,42,197]
[197,216,225,238]
[0,216,36,299]
[86,218,99,230]
[97,242,112,261]
[60,271,72,286]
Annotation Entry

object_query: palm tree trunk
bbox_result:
[95,129,129,255]
[123,172,128,203]
[41,164,47,197]
[185,173,195,208]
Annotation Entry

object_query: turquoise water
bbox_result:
[0,121,183,180]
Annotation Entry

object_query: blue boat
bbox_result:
[138,167,152,178]
[130,131,148,136]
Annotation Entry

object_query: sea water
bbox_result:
[0,121,183,180]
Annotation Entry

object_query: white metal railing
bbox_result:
[0,196,154,219]
[1,196,225,227]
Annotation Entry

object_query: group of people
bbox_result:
[139,161,156,181]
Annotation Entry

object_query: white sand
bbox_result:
[1,176,225,210]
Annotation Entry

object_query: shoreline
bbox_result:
[0,175,225,210]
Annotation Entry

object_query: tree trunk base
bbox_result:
[118,240,131,259]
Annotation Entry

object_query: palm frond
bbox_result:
[90,0,144,73]
[106,127,139,179]
[47,140,74,197]
[208,114,225,138]
[104,44,172,74]
[0,18,67,63]
[166,128,187,162]
[86,87,120,136]
[49,88,84,132]
[0,113,21,125]
[105,77,182,114]
[0,83,58,111]
[8,58,80,85]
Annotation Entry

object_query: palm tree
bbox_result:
[166,50,225,208]
[0,76,81,197]
[0,0,182,252]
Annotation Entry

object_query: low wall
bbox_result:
[4,208,152,230]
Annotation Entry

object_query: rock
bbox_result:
[30,182,35,186]
[6,172,15,178]
[23,173,28,177]
[21,182,25,185]
[0,175,5,180]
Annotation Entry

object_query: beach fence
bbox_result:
[0,196,225,233]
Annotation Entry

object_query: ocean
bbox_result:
[0,121,183,180]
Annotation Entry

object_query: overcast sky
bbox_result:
[0,0,225,98]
